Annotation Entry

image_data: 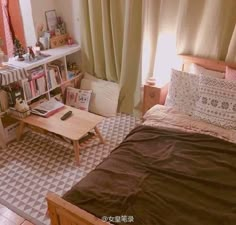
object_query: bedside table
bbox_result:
[142,84,161,115]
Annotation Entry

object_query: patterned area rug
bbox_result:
[0,113,140,225]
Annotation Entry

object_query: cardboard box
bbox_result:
[1,114,28,143]
[4,122,20,142]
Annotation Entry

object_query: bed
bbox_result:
[46,55,236,225]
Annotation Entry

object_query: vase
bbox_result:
[17,53,25,61]
[35,40,44,50]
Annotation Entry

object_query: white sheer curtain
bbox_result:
[142,0,236,87]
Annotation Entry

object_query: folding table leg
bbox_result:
[94,126,105,144]
[73,140,80,166]
[17,121,25,141]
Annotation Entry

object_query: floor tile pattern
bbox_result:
[0,114,140,225]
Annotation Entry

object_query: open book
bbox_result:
[31,98,64,117]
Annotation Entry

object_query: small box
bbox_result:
[1,114,28,143]
[4,122,20,142]
[50,34,68,48]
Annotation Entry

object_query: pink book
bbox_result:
[30,80,36,97]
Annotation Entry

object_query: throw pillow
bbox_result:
[225,66,236,81]
[193,75,236,129]
[165,69,200,115]
[66,87,92,111]
[80,73,120,117]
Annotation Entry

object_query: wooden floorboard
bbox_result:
[0,203,35,225]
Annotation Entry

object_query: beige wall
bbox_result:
[55,0,80,44]
[20,0,80,46]
[30,0,59,33]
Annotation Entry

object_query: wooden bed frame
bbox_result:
[46,54,236,225]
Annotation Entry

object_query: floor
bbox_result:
[0,203,34,225]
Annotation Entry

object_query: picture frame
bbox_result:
[45,10,57,31]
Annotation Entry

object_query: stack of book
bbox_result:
[47,64,62,90]
[49,60,66,81]
[23,66,47,100]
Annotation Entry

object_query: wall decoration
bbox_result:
[45,10,57,32]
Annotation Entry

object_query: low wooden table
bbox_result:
[16,106,104,165]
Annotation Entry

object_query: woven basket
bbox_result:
[8,107,31,118]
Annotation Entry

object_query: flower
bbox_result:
[36,24,44,40]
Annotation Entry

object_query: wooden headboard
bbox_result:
[142,55,236,115]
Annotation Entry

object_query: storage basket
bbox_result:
[8,107,31,118]
[50,34,68,48]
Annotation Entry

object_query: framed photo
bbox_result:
[45,10,57,31]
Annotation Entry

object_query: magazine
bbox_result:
[31,98,64,117]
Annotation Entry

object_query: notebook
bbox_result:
[31,98,64,117]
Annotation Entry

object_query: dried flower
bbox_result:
[36,24,44,40]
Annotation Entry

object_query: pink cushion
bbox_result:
[225,66,236,80]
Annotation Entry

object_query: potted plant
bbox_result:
[13,37,25,61]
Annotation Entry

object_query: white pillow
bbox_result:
[165,69,200,115]
[66,87,92,111]
[80,73,120,117]
[193,75,236,129]
[189,63,225,79]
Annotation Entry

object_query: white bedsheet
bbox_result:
[143,104,236,144]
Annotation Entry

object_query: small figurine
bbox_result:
[14,98,29,112]
[28,46,35,61]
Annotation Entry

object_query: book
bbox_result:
[48,64,62,84]
[49,60,66,81]
[31,98,65,117]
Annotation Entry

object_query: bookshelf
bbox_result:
[7,44,81,103]
[0,44,82,148]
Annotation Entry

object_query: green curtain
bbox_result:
[78,0,142,114]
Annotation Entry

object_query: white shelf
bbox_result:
[26,90,49,103]
[7,44,80,70]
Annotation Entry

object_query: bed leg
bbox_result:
[47,200,60,225]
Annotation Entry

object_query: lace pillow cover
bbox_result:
[165,69,200,115]
[193,75,236,129]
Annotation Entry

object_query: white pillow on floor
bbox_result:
[80,73,120,117]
